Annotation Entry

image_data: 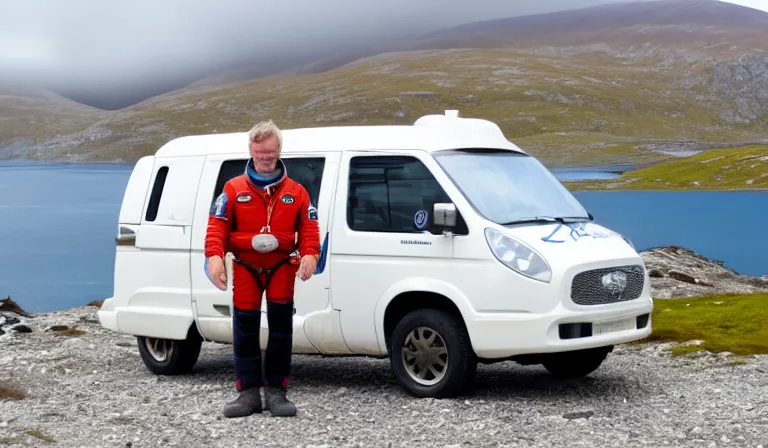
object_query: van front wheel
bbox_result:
[389,309,476,398]
[137,332,202,375]
[542,346,612,379]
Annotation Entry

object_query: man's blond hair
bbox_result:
[248,120,283,151]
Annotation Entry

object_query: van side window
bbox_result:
[213,159,248,202]
[347,155,451,233]
[145,166,169,222]
[212,158,325,209]
[283,158,325,207]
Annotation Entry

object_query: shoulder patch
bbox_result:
[308,203,318,221]
[281,193,295,204]
[210,193,228,218]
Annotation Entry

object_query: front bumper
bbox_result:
[466,297,653,359]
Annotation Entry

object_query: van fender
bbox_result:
[373,277,476,354]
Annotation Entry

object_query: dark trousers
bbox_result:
[232,300,294,391]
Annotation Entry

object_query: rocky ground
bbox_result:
[641,245,768,299]
[1,246,767,447]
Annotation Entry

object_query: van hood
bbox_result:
[500,221,642,268]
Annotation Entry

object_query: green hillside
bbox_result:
[565,145,768,190]
[5,46,764,167]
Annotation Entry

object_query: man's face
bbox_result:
[249,135,280,174]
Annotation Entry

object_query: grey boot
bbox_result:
[263,387,297,417]
[222,387,262,418]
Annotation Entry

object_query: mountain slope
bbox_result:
[409,0,768,53]
[0,88,106,160]
[16,44,767,166]
[2,0,767,166]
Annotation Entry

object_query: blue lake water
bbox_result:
[1,160,766,313]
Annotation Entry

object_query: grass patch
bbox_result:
[0,381,26,401]
[87,299,103,308]
[566,144,768,190]
[646,293,768,356]
[24,429,56,443]
[54,327,86,337]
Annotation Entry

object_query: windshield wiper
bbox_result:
[557,215,593,222]
[500,216,564,225]
[500,215,591,226]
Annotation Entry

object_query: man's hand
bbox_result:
[206,255,228,290]
[297,255,317,281]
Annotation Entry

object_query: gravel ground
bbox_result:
[1,306,767,448]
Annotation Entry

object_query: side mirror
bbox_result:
[433,203,457,228]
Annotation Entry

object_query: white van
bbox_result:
[98,110,653,398]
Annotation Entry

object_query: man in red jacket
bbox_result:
[204,120,320,418]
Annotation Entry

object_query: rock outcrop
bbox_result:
[0,297,33,318]
[642,245,768,299]
[711,55,768,124]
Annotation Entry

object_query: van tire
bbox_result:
[542,346,612,379]
[137,330,203,375]
[389,308,476,398]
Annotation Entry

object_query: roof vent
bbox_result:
[445,110,459,118]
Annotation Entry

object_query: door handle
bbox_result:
[116,225,137,246]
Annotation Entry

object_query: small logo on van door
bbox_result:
[413,210,428,229]
[281,194,295,204]
[236,193,252,203]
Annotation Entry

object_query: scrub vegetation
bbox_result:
[646,293,768,356]
[0,381,25,401]
[3,47,767,168]
[565,144,768,190]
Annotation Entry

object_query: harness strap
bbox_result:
[232,256,293,292]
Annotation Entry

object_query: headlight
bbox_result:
[484,228,552,283]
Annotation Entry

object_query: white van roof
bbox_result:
[153,110,528,158]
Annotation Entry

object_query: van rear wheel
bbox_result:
[389,309,476,398]
[137,329,202,375]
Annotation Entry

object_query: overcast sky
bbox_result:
[0,0,765,108]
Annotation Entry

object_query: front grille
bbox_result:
[571,265,645,305]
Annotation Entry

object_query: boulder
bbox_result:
[0,296,33,318]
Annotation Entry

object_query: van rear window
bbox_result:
[144,166,169,221]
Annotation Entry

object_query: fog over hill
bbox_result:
[1,0,767,165]
[1,0,646,110]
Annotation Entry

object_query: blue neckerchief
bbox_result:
[246,159,283,189]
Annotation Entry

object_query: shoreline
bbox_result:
[3,157,768,193]
[0,159,768,193]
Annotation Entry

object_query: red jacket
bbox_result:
[204,163,320,267]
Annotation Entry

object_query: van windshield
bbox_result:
[433,149,590,225]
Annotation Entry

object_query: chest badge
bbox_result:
[236,193,252,203]
[281,194,295,204]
